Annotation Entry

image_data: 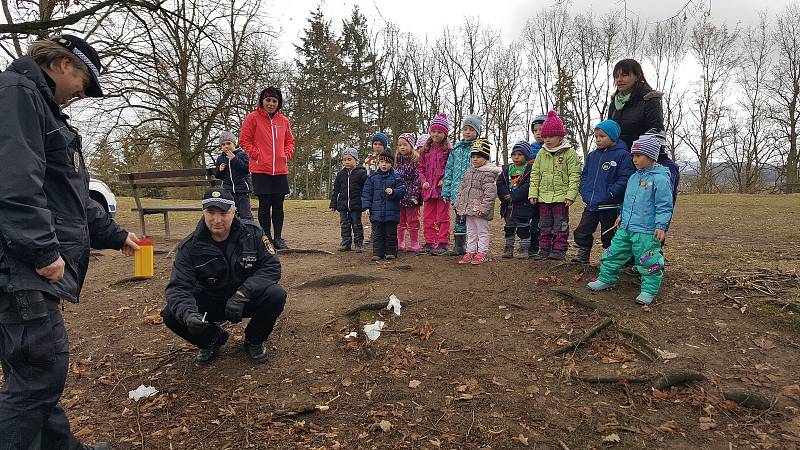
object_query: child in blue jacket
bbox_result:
[587,136,673,305]
[214,131,252,219]
[362,149,406,261]
[572,120,635,263]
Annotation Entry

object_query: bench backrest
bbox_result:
[118,168,219,190]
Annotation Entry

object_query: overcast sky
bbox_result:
[265,0,797,58]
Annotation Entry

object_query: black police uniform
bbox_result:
[161,216,286,350]
[0,46,129,448]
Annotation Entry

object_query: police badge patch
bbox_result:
[262,235,276,255]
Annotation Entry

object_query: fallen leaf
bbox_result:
[754,337,776,350]
[417,321,433,341]
[428,438,442,447]
[408,380,421,389]
[143,315,163,325]
[456,393,474,401]
[513,433,529,446]
[379,420,392,432]
[73,427,94,439]
[651,389,671,399]
[656,420,680,432]
[504,313,512,320]
[309,386,335,396]
[602,432,621,445]
[698,417,717,431]
[655,348,678,360]
[341,378,352,387]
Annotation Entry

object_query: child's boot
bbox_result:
[408,231,421,253]
[515,238,530,259]
[587,280,616,291]
[337,240,351,251]
[571,247,590,263]
[397,230,406,252]
[457,252,475,264]
[354,242,364,253]
[533,247,550,260]
[471,252,488,265]
[502,236,514,258]
[446,234,466,256]
[635,292,655,305]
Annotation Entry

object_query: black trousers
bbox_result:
[256,194,285,241]
[0,292,80,450]
[371,221,398,258]
[573,208,619,250]
[233,193,253,220]
[530,204,540,251]
[339,210,364,247]
[161,284,287,348]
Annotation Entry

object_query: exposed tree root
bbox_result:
[278,248,334,255]
[294,274,381,289]
[345,301,408,317]
[651,370,707,391]
[271,405,325,419]
[570,374,652,384]
[545,317,613,357]
[550,287,601,311]
[611,327,660,362]
[109,276,151,287]
[723,390,772,409]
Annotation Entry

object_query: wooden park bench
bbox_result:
[119,168,220,239]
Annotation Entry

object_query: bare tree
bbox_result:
[682,20,739,193]
[404,36,444,132]
[97,0,275,168]
[721,16,776,193]
[771,5,800,193]
[481,42,524,164]
[646,18,689,161]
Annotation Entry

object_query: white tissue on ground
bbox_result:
[128,385,158,401]
[363,321,385,341]
[386,294,402,316]
[344,331,358,339]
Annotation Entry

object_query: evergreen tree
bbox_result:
[89,135,123,192]
[341,6,378,150]
[292,6,347,199]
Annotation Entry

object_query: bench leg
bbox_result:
[139,212,147,237]
[163,212,171,239]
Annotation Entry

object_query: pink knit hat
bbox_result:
[540,110,566,138]
[429,113,449,136]
[415,133,430,149]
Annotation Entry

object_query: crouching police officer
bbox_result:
[162,188,287,365]
[0,35,139,450]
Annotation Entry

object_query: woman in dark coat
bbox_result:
[607,59,665,150]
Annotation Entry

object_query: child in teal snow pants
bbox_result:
[588,136,673,305]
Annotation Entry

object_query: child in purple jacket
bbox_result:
[395,133,422,252]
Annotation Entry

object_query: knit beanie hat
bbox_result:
[511,140,532,160]
[219,131,236,146]
[258,86,283,112]
[642,128,669,155]
[531,114,547,127]
[377,148,394,165]
[594,120,621,142]
[462,114,482,135]
[471,138,492,160]
[540,110,566,138]
[398,132,416,149]
[630,136,661,161]
[342,147,359,161]
[415,133,430,149]
[372,131,389,149]
[429,113,450,136]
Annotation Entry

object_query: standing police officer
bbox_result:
[161,188,286,365]
[0,36,139,450]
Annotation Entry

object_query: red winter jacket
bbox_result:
[239,108,295,175]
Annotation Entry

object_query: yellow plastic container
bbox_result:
[134,238,154,278]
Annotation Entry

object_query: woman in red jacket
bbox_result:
[240,87,295,250]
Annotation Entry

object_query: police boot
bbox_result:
[81,443,112,450]
[244,340,268,364]
[196,330,229,366]
[515,238,530,259]
[445,234,466,256]
[502,236,514,258]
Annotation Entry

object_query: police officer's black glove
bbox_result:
[225,293,249,323]
[185,312,209,335]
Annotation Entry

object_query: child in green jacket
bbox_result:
[528,110,582,260]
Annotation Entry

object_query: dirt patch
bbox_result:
[4,194,798,449]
